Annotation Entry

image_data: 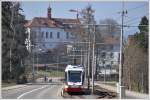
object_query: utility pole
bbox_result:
[83,51,86,71]
[36,53,38,73]
[32,48,35,82]
[57,56,59,77]
[87,27,91,90]
[91,25,96,94]
[81,48,83,65]
[104,61,106,83]
[119,1,127,98]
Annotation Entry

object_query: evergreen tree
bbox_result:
[138,16,148,32]
[2,2,28,82]
[135,16,148,49]
[2,2,13,81]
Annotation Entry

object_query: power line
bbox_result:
[104,3,147,18]
[124,25,148,27]
[117,3,148,24]
[125,18,141,25]
[126,3,148,12]
[124,13,148,24]
[124,27,139,33]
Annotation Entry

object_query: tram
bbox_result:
[64,65,85,93]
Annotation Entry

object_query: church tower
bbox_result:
[47,4,51,19]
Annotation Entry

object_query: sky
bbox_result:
[20,1,149,38]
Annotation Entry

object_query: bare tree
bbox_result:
[99,18,121,39]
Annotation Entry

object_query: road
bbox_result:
[2,77,65,99]
[2,83,99,99]
[2,77,117,99]
[2,83,117,99]
[2,83,63,99]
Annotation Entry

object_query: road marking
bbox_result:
[57,84,64,97]
[36,84,55,99]
[17,85,47,99]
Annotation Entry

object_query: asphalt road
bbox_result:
[2,83,63,99]
[2,77,118,99]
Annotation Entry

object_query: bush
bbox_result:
[16,75,27,84]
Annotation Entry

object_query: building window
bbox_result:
[57,32,60,39]
[111,61,113,64]
[101,45,105,50]
[66,32,69,39]
[42,32,44,38]
[101,52,106,58]
[46,32,48,38]
[110,45,113,50]
[50,32,53,38]
[110,52,114,58]
[102,61,105,65]
[118,53,120,62]
[34,31,37,38]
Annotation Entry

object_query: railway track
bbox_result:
[94,85,117,99]
[62,85,117,99]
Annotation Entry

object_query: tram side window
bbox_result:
[82,72,85,85]
[65,72,67,83]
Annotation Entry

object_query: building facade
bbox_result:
[25,5,80,53]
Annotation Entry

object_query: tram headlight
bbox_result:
[65,85,69,88]
[80,86,84,88]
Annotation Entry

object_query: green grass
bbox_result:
[2,82,17,88]
[37,70,64,77]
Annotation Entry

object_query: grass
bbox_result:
[36,70,65,77]
[2,82,17,88]
[101,81,117,87]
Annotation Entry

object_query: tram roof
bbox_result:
[65,65,84,72]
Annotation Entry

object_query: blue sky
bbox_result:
[20,1,148,38]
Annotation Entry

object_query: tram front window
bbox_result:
[68,71,81,82]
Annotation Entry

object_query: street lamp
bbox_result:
[27,44,41,83]
[69,8,93,90]
[69,9,80,19]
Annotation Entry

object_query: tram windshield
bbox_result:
[68,71,81,83]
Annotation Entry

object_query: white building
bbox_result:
[25,5,80,53]
[97,36,120,75]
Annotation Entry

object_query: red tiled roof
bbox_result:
[54,18,80,24]
[25,17,80,28]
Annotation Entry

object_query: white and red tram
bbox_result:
[64,65,85,93]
